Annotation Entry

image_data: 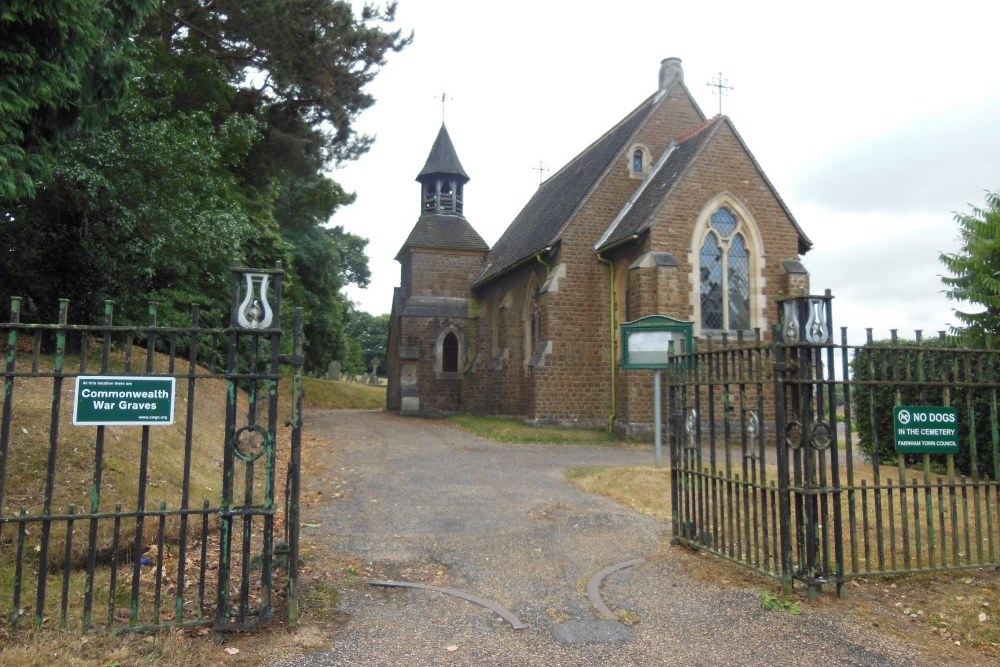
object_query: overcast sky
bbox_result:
[333,0,1000,341]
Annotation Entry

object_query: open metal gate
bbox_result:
[670,292,1000,597]
[0,265,303,632]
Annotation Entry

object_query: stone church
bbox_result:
[386,58,812,433]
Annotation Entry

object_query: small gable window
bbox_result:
[629,145,650,178]
[700,206,751,331]
[442,331,459,373]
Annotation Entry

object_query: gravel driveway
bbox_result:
[272,410,938,667]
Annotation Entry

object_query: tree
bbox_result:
[1,56,289,326]
[345,309,389,375]
[0,0,156,199]
[143,1,409,371]
[2,2,408,375]
[940,190,1000,344]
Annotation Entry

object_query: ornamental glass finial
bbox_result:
[237,273,274,329]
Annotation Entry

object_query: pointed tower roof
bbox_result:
[417,123,469,182]
[396,123,487,260]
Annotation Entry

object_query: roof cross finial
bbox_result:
[533,160,550,187]
[436,90,453,122]
[706,72,734,116]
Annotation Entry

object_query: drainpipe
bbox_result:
[595,235,638,434]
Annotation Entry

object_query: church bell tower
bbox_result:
[386,123,488,414]
[416,124,469,216]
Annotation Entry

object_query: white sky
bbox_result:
[333,0,1000,342]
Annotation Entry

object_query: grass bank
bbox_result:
[299,377,385,411]
[0,361,383,665]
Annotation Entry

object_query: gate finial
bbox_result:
[236,273,274,329]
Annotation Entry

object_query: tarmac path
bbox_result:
[272,410,945,667]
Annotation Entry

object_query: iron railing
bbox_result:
[669,294,1000,597]
[0,266,303,633]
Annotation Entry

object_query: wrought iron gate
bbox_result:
[670,292,1000,597]
[0,265,303,632]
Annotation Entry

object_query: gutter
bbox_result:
[473,246,553,290]
[535,250,552,276]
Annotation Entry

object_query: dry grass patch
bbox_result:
[568,463,1000,660]
[0,351,360,665]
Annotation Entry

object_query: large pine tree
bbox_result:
[2,2,410,371]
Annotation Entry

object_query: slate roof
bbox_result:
[596,116,813,254]
[472,93,663,287]
[395,214,489,260]
[597,117,720,250]
[417,124,469,181]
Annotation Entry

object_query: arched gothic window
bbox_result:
[435,326,464,378]
[442,331,459,373]
[632,149,644,173]
[700,206,751,331]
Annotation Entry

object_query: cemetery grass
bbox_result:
[0,358,382,666]
[567,464,1000,660]
[300,377,384,411]
[446,414,614,444]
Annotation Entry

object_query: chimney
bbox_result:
[658,57,683,91]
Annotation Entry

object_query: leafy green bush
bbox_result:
[850,337,999,478]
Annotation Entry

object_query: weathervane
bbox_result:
[436,90,453,122]
[533,160,550,186]
[706,72,734,115]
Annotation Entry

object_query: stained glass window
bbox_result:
[728,234,750,330]
[700,234,724,329]
[710,207,738,237]
[700,207,752,331]
[633,149,644,173]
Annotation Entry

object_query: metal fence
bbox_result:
[669,293,1000,597]
[0,266,303,633]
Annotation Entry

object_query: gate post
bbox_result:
[284,307,304,627]
[217,263,285,630]
[775,291,838,598]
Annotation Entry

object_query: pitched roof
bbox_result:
[596,116,813,254]
[417,123,469,181]
[472,92,664,287]
[395,214,489,260]
[597,117,720,250]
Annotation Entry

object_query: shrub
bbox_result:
[850,337,999,479]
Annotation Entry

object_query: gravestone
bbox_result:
[326,360,341,381]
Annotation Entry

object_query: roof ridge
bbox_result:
[674,115,721,143]
[540,92,659,186]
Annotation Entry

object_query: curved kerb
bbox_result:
[587,558,644,620]
[369,580,527,630]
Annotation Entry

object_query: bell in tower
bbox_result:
[416,123,469,216]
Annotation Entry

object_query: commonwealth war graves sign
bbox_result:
[73,376,176,426]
